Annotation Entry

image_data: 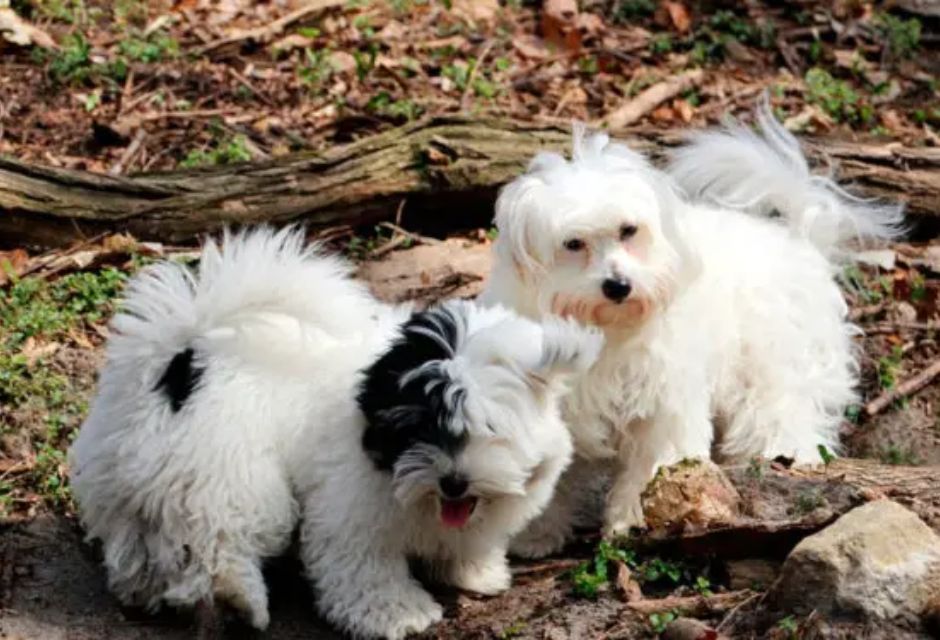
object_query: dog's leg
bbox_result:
[300,496,442,640]
[509,457,591,559]
[211,551,270,630]
[605,406,712,537]
[448,546,512,595]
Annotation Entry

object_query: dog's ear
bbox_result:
[493,174,558,278]
[527,318,603,389]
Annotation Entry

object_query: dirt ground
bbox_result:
[1,0,939,638]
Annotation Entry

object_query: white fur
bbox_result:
[70,228,602,638]
[482,107,899,546]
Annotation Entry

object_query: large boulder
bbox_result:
[768,500,940,626]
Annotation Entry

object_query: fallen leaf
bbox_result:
[651,104,677,122]
[541,0,581,53]
[67,327,95,350]
[19,337,60,367]
[328,50,357,75]
[513,34,551,60]
[269,33,314,55]
[0,7,58,49]
[0,248,28,286]
[451,0,500,24]
[663,1,691,33]
[880,109,904,132]
[673,98,695,123]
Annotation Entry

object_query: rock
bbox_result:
[923,594,940,637]
[641,459,742,534]
[768,500,940,625]
[663,617,727,640]
[726,558,779,591]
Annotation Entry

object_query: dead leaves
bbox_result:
[541,0,581,53]
[0,6,57,50]
[661,1,692,34]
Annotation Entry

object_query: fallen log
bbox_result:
[1,117,938,248]
[638,457,940,559]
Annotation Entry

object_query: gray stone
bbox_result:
[769,500,940,625]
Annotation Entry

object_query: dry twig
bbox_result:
[109,129,147,176]
[196,0,347,56]
[865,357,940,417]
[596,69,705,129]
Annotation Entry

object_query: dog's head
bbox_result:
[358,300,601,534]
[490,125,697,332]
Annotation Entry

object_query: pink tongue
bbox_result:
[440,498,476,528]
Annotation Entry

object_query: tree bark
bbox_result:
[1,117,938,248]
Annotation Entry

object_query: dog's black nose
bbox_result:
[601,278,632,303]
[439,475,469,498]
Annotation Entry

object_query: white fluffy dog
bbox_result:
[481,105,901,548]
[69,228,602,639]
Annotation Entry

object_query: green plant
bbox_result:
[649,610,678,633]
[1,268,127,513]
[298,47,334,91]
[877,345,904,390]
[571,540,629,598]
[911,272,927,303]
[693,575,713,596]
[47,32,92,83]
[777,615,799,639]
[33,0,87,24]
[119,30,179,63]
[804,68,873,125]
[46,32,128,85]
[577,55,599,75]
[499,621,526,639]
[818,444,836,466]
[442,58,500,99]
[794,489,825,514]
[649,34,674,55]
[180,135,252,168]
[747,456,764,481]
[365,93,423,121]
[874,12,921,59]
[615,0,655,21]
[881,444,917,466]
[844,404,862,424]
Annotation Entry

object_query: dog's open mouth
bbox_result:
[439,497,477,528]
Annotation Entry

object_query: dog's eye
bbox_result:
[620,224,638,240]
[563,238,586,252]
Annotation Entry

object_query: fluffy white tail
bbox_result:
[108,227,380,372]
[667,99,904,254]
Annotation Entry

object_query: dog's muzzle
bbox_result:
[438,474,477,528]
[601,278,632,303]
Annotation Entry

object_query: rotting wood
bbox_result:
[1,117,938,249]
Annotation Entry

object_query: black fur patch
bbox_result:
[358,306,469,472]
[155,348,203,412]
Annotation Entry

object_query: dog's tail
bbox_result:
[667,99,904,255]
[108,227,382,375]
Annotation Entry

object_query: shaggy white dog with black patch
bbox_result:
[480,104,901,551]
[69,228,602,638]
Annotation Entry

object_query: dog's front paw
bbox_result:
[509,528,567,559]
[604,495,646,538]
[450,556,511,595]
[351,586,443,640]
